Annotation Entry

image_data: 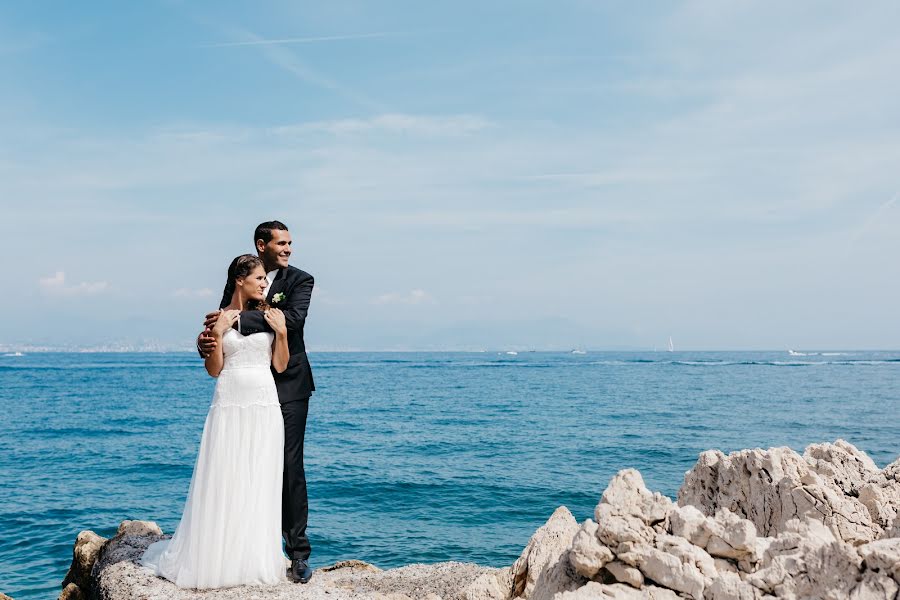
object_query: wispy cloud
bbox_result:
[39,272,109,296]
[200,31,406,48]
[273,114,492,137]
[173,288,214,298]
[373,289,435,305]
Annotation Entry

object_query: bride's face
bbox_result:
[237,265,267,302]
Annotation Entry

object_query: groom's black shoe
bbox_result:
[290,558,312,584]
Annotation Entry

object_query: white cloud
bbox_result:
[273,113,492,137]
[38,272,109,296]
[201,31,406,48]
[172,288,214,298]
[372,289,434,305]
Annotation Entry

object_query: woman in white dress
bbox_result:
[141,254,289,588]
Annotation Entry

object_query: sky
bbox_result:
[1,1,898,351]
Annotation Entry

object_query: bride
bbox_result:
[141,254,289,588]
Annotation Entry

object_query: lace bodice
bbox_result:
[221,328,274,370]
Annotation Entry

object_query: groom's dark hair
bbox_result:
[254,220,289,245]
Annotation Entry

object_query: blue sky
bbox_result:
[1,1,898,350]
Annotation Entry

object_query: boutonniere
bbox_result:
[272,292,286,304]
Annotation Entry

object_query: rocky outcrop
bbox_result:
[60,519,501,600]
[678,439,900,545]
[60,440,899,600]
[508,440,899,600]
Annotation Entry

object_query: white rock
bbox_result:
[601,470,672,525]
[804,440,879,495]
[116,520,163,537]
[669,505,712,548]
[511,506,584,600]
[603,561,643,589]
[849,570,899,600]
[595,504,655,548]
[704,571,759,600]
[858,538,900,583]
[569,520,614,579]
[552,581,678,599]
[677,442,895,546]
[747,518,862,599]
[461,567,512,600]
[655,533,717,578]
[616,543,705,600]
[61,529,108,596]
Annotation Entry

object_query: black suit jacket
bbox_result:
[219,266,316,402]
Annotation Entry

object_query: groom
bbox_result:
[197,220,316,584]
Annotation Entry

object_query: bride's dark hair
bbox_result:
[224,254,270,310]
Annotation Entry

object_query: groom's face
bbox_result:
[258,229,292,270]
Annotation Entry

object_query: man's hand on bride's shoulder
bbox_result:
[264,308,287,335]
[212,309,240,337]
[203,310,221,330]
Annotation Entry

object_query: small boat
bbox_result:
[788,349,805,356]
[505,351,518,356]
[3,352,24,357]
[667,337,674,352]
[571,349,587,355]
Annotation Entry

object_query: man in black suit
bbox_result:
[198,220,315,584]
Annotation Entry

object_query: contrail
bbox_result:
[847,192,898,249]
[201,32,403,48]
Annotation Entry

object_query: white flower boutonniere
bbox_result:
[271,292,286,304]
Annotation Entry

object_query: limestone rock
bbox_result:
[746,518,862,599]
[616,542,705,599]
[850,571,899,600]
[594,504,654,548]
[552,581,678,599]
[569,520,614,579]
[859,538,900,583]
[67,441,899,600]
[705,510,757,562]
[58,582,85,600]
[804,440,880,495]
[603,561,643,589]
[655,533,717,579]
[704,571,759,600]
[601,470,672,526]
[511,506,584,600]
[116,520,163,537]
[61,529,108,595]
[462,567,513,600]
[86,519,496,600]
[319,560,380,573]
[669,505,712,548]
[678,441,898,546]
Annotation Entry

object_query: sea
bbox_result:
[1,350,898,599]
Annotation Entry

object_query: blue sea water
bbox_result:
[0,350,898,599]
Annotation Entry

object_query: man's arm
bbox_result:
[197,282,232,358]
[280,274,314,330]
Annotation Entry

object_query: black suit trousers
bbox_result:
[281,396,311,560]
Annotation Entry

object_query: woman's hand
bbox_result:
[212,309,241,337]
[264,308,287,336]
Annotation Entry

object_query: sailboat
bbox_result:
[667,337,674,352]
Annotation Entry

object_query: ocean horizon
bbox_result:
[2,350,898,599]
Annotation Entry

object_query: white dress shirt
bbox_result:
[264,268,279,299]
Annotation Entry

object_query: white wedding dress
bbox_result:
[141,327,286,588]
